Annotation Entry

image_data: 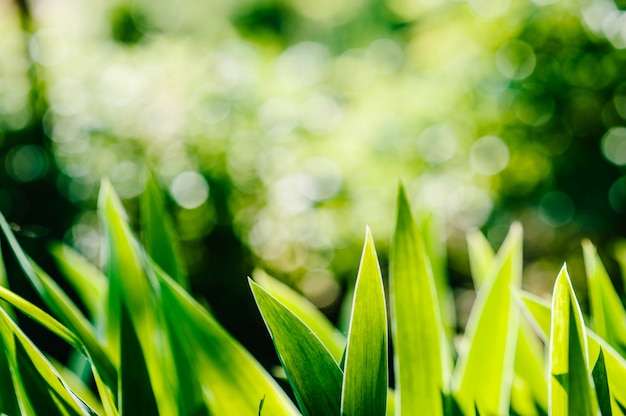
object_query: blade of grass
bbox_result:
[583,240,626,356]
[549,265,599,416]
[250,279,343,416]
[592,349,612,416]
[390,185,449,415]
[99,179,176,415]
[341,227,388,416]
[452,223,523,416]
[466,230,495,288]
[140,172,188,290]
[253,270,345,362]
[417,210,456,338]
[520,290,626,415]
[0,307,97,415]
[0,214,116,388]
[468,230,547,414]
[48,243,106,322]
[0,282,117,415]
[49,357,104,416]
[0,244,19,415]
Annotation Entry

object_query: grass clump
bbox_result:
[0,180,624,415]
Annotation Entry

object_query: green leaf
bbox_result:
[98,179,176,415]
[0,307,97,416]
[0,243,19,415]
[468,231,547,414]
[417,210,456,338]
[520,291,626,416]
[583,240,626,356]
[341,227,388,416]
[49,242,106,322]
[0,270,117,415]
[0,214,116,389]
[549,265,599,416]
[466,229,495,288]
[253,270,345,362]
[389,185,449,415]
[250,279,342,416]
[140,172,188,290]
[0,285,81,351]
[452,223,523,416]
[510,319,549,415]
[592,349,612,416]
[158,270,299,415]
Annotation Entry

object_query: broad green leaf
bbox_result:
[468,231,547,414]
[583,240,626,356]
[341,227,388,416]
[521,291,626,415]
[452,223,523,416]
[49,242,106,322]
[390,185,449,415]
[592,349,612,416]
[0,214,116,389]
[254,270,345,362]
[140,172,188,290]
[158,270,299,415]
[549,266,599,416]
[250,279,342,416]
[99,179,176,415]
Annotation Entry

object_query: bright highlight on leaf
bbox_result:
[390,185,449,416]
[341,227,388,416]
[452,223,522,416]
[549,265,599,416]
[583,240,626,357]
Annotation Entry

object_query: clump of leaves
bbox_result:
[0,180,625,415]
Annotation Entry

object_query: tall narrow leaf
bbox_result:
[48,243,106,322]
[99,180,176,415]
[583,240,626,356]
[549,266,599,416]
[452,223,523,416]
[417,210,456,337]
[466,230,495,288]
[341,227,388,416]
[140,173,188,290]
[0,307,97,416]
[521,291,626,415]
[250,279,342,416]
[0,244,18,415]
[468,230,547,414]
[390,185,449,415]
[0,214,116,388]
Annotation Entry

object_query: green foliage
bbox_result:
[2,181,626,415]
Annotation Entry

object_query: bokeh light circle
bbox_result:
[169,171,210,209]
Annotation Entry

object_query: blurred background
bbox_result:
[2,0,626,366]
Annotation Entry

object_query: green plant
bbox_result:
[0,181,625,415]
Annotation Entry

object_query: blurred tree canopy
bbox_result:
[2,0,626,326]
